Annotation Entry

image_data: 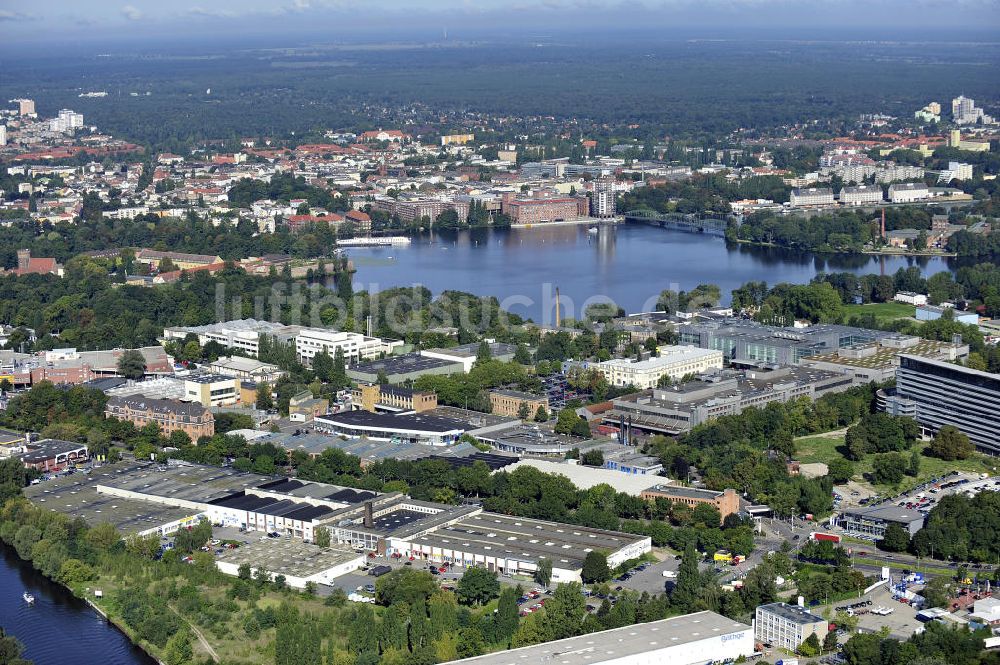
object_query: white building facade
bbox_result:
[595,346,724,389]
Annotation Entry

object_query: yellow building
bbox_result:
[440,133,475,147]
[352,384,437,413]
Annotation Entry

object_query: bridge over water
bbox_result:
[623,210,730,236]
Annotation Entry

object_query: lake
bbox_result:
[347,223,955,323]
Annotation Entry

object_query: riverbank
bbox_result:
[730,237,957,258]
[511,216,622,229]
[0,542,156,665]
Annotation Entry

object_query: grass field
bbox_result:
[842,301,916,324]
[795,432,996,493]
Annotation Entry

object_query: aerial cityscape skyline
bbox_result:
[0,7,998,665]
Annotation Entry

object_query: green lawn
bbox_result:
[842,301,916,324]
[796,432,996,493]
[795,433,848,467]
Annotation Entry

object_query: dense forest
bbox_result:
[1,39,997,153]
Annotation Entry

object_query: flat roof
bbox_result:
[758,602,825,625]
[439,611,750,665]
[406,511,648,569]
[24,469,197,535]
[842,503,926,525]
[423,342,517,359]
[317,410,467,434]
[349,354,462,375]
[96,462,272,504]
[499,459,667,496]
[215,538,363,578]
[643,485,724,500]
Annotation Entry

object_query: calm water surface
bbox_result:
[348,224,956,322]
[0,543,154,665]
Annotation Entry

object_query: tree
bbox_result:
[799,632,821,657]
[554,407,580,434]
[312,350,334,382]
[534,558,553,588]
[116,349,147,380]
[475,341,492,365]
[580,449,604,467]
[330,346,348,390]
[671,542,701,611]
[927,425,974,461]
[314,526,331,548]
[581,550,610,584]
[256,380,274,410]
[828,457,855,484]
[571,417,592,438]
[533,406,549,422]
[456,567,500,606]
[871,453,905,485]
[879,522,911,553]
[517,402,531,420]
[513,344,532,365]
[163,629,193,665]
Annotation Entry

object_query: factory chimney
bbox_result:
[363,501,374,528]
[555,287,561,328]
[880,208,886,240]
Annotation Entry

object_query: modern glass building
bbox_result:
[889,354,1000,455]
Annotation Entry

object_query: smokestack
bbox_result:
[555,287,561,328]
[881,208,886,240]
[363,501,374,529]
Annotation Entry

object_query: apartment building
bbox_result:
[789,187,835,207]
[505,197,589,224]
[105,396,215,439]
[839,185,884,205]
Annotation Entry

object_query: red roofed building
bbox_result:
[6,250,63,277]
[152,261,227,284]
[295,143,351,156]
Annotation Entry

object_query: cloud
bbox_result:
[121,5,143,21]
[186,6,238,18]
[0,9,34,21]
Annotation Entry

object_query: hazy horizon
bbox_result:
[2,0,999,48]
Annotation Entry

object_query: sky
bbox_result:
[2,0,999,45]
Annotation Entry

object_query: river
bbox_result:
[0,543,155,665]
[347,223,957,323]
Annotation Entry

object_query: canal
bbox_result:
[0,543,155,665]
[348,223,958,322]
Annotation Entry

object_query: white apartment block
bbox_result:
[938,161,973,183]
[894,292,928,306]
[595,346,724,389]
[0,125,6,147]
[789,187,835,207]
[875,165,925,184]
[755,603,828,652]
[590,177,616,218]
[888,182,930,204]
[839,185,884,205]
[295,329,399,365]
